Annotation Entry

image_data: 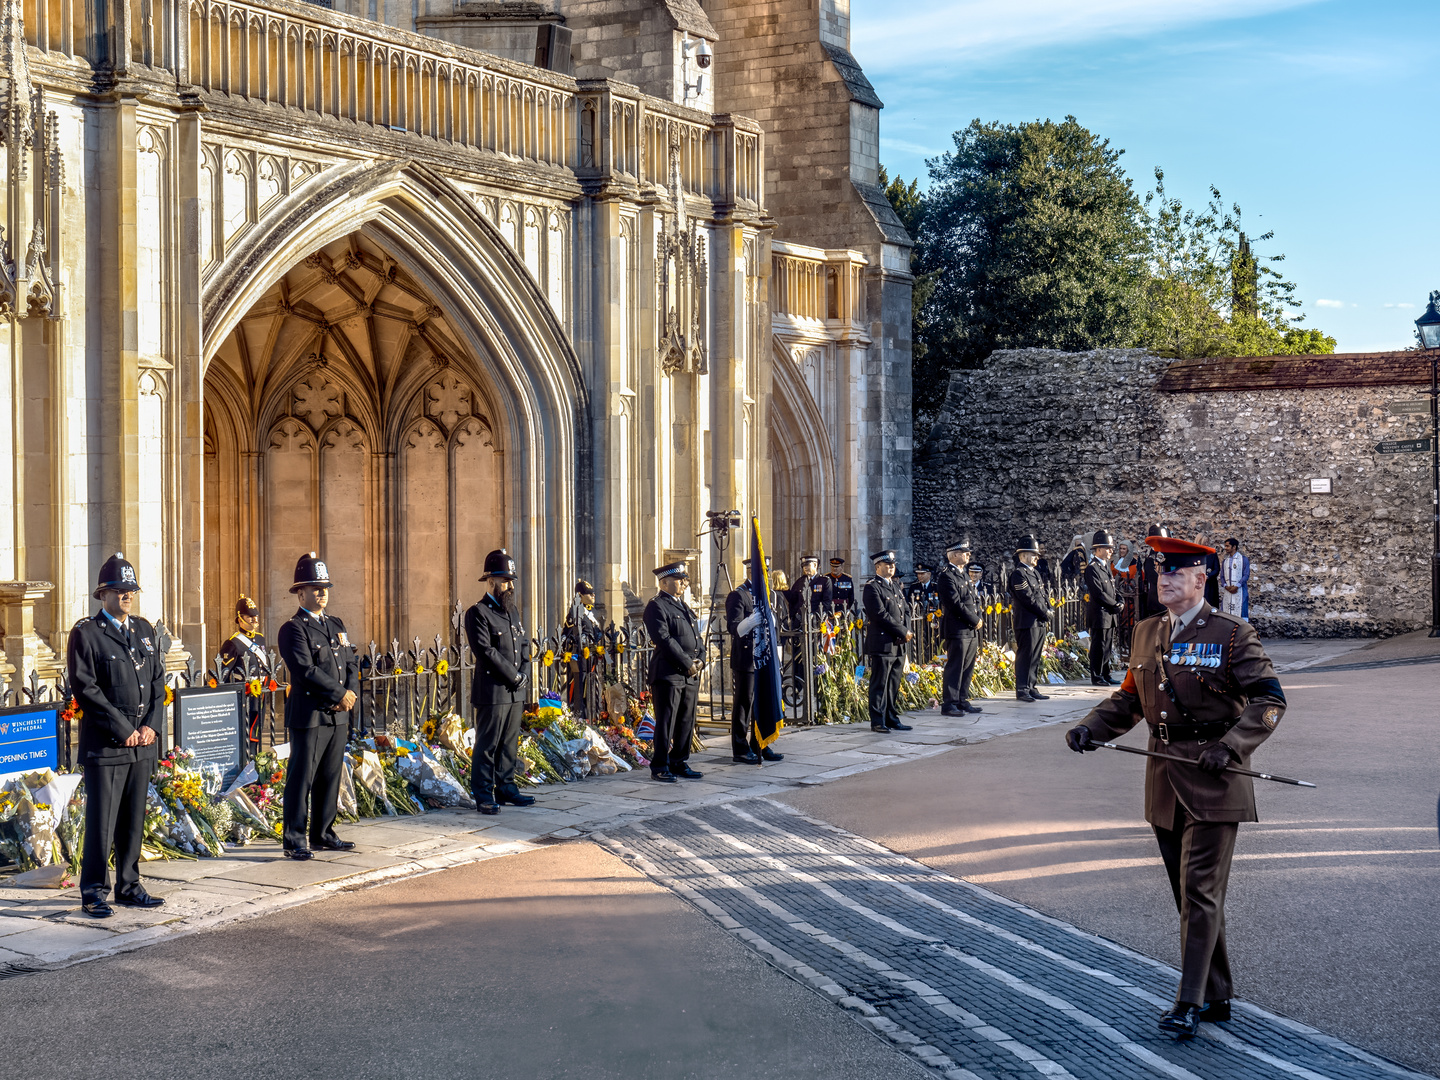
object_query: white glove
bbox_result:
[737,612,761,636]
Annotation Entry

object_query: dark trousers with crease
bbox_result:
[942,633,978,707]
[1014,625,1046,691]
[473,701,523,798]
[283,721,347,850]
[80,758,154,902]
[1153,803,1238,1004]
[730,666,760,756]
[867,654,903,728]
[651,680,698,773]
[1088,622,1115,681]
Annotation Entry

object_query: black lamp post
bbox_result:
[1414,292,1440,636]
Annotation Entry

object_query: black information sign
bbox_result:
[1375,437,1433,455]
[174,687,244,789]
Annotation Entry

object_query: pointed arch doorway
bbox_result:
[203,232,506,654]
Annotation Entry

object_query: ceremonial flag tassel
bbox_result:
[750,514,784,750]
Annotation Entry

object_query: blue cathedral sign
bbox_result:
[0,704,60,775]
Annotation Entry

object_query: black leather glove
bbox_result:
[1065,725,1094,753]
[1197,744,1235,775]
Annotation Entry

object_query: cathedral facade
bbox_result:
[0,0,911,675]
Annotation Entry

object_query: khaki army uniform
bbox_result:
[1079,606,1286,1005]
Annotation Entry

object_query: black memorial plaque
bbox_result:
[174,687,244,789]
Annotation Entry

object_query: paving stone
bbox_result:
[0,920,121,959]
[208,858,371,889]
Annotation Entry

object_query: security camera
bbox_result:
[695,39,712,69]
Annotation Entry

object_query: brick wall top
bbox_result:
[1157,350,1438,393]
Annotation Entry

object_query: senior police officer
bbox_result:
[1008,534,1052,703]
[936,538,984,717]
[1084,530,1122,686]
[1066,535,1287,1040]
[861,549,913,734]
[465,549,536,814]
[828,557,856,613]
[789,554,833,623]
[644,562,704,782]
[68,553,168,917]
[277,553,360,859]
[725,558,786,766]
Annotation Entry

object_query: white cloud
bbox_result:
[1383,302,1417,309]
[1315,299,1345,308]
[851,0,1323,69]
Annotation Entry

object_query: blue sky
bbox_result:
[852,0,1434,352]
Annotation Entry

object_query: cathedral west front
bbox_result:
[0,0,913,674]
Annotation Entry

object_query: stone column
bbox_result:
[0,581,62,692]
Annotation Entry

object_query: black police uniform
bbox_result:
[788,571,833,624]
[562,582,601,717]
[643,570,702,777]
[465,550,532,809]
[936,559,983,712]
[829,563,856,613]
[1084,551,1122,684]
[277,554,359,854]
[1008,537,1052,699]
[725,580,762,759]
[68,554,167,909]
[861,557,910,731]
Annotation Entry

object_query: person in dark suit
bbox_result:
[218,594,270,755]
[788,555,832,624]
[1008,534,1052,703]
[1067,535,1286,1040]
[861,549,912,734]
[68,553,168,918]
[464,549,535,814]
[1059,538,1088,587]
[828,557,856,613]
[1195,532,1223,609]
[276,552,359,860]
[1137,524,1168,621]
[643,562,704,782]
[1084,529,1122,685]
[725,559,786,766]
[936,538,984,717]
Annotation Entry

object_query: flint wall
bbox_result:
[913,348,1436,637]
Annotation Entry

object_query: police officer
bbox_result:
[966,561,985,590]
[1084,530,1122,686]
[936,539,984,717]
[465,549,536,814]
[861,549,912,734]
[644,562,704,782]
[1066,535,1287,1040]
[1137,524,1168,621]
[725,558,786,766]
[218,594,270,754]
[788,554,833,624]
[562,579,602,717]
[828,557,856,613]
[277,552,359,860]
[1008,534,1052,703]
[68,553,168,917]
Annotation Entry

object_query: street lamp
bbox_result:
[1415,292,1440,636]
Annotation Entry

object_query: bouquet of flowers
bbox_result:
[237,749,287,836]
[153,749,226,857]
[367,736,425,815]
[348,749,395,817]
[898,663,943,712]
[517,734,563,786]
[968,643,1017,697]
[391,737,474,809]
[0,774,63,870]
[1042,638,1089,683]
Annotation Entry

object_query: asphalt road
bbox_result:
[780,633,1440,1074]
[1,841,929,1080]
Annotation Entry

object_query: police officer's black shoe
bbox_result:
[941,705,966,717]
[313,838,356,851]
[760,747,784,762]
[672,765,704,779]
[886,721,913,731]
[81,898,114,919]
[732,751,761,764]
[650,770,678,783]
[1199,1000,1231,1023]
[870,724,892,733]
[1158,1003,1202,1039]
[496,787,536,807]
[1105,675,1118,686]
[115,891,165,909]
[282,847,314,860]
[477,801,501,815]
[1015,691,1036,703]
[1029,689,1051,700]
[1090,677,1108,686]
[962,702,983,714]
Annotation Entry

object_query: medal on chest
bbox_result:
[1167,642,1221,668]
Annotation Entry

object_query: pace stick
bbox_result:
[1095,741,1317,787]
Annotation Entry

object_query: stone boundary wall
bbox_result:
[913,348,1436,637]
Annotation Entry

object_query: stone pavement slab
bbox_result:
[0,684,1109,972]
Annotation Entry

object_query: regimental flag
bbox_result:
[750,515,784,749]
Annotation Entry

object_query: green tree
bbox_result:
[911,116,1149,416]
[879,165,938,378]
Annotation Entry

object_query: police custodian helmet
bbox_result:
[481,549,517,581]
[94,552,141,599]
[290,552,333,593]
[1091,529,1115,548]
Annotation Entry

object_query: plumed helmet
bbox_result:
[235,594,259,616]
[1091,530,1115,548]
[575,579,595,595]
[94,552,141,600]
[481,549,517,581]
[290,552,333,593]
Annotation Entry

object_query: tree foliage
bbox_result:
[884,117,1334,422]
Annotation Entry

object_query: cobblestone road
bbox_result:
[599,799,1431,1080]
